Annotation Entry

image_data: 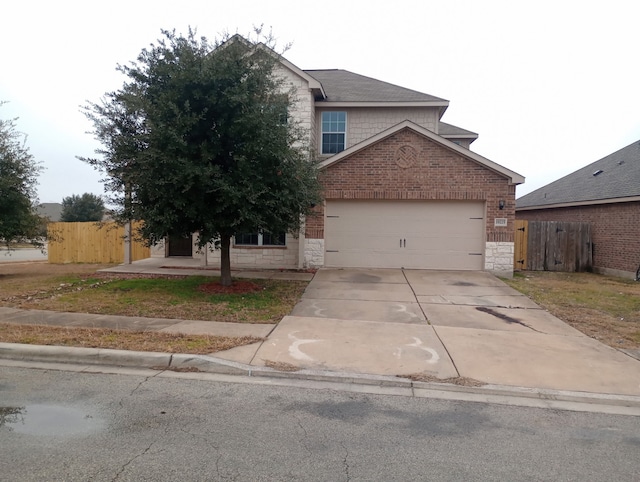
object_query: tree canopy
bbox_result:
[0,104,42,247]
[81,29,322,285]
[60,193,105,222]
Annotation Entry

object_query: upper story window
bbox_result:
[321,111,346,154]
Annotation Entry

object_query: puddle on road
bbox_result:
[0,404,105,436]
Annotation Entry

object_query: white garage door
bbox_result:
[324,200,485,270]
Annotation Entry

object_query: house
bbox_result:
[516,140,640,279]
[151,46,525,276]
[36,203,63,222]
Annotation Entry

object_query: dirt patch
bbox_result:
[197,280,262,295]
[0,322,262,354]
[264,360,301,372]
[403,373,486,387]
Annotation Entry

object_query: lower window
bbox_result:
[235,232,286,247]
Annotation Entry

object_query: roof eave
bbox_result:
[441,133,479,140]
[517,195,640,211]
[315,101,449,108]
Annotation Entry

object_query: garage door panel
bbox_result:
[325,200,485,270]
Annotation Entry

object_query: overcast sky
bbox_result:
[2,0,638,204]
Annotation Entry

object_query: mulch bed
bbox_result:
[197,280,262,295]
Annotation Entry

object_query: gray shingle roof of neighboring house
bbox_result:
[36,203,63,221]
[517,140,640,209]
[304,69,448,103]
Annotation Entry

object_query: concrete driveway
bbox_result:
[252,268,640,396]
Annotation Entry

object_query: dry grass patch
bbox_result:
[403,373,486,387]
[504,271,640,349]
[0,263,113,299]
[0,322,262,354]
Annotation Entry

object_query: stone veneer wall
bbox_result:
[150,239,165,258]
[484,242,515,278]
[303,238,324,268]
[275,65,315,148]
[202,234,300,269]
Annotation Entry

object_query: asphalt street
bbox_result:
[0,248,47,262]
[1,365,639,481]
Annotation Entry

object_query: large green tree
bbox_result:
[81,29,322,285]
[60,193,105,222]
[0,104,43,248]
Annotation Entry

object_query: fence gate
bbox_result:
[514,220,528,271]
[519,221,592,272]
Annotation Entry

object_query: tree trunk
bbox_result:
[220,233,232,286]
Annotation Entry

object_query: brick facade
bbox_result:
[517,201,640,277]
[307,128,515,244]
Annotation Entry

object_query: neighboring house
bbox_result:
[36,203,63,222]
[516,140,640,279]
[152,42,524,276]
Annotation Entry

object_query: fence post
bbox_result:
[124,221,132,264]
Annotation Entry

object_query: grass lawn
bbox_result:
[0,264,307,323]
[504,271,640,349]
[0,262,306,353]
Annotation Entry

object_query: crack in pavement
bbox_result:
[112,442,154,481]
[340,442,351,481]
[296,417,313,455]
[130,374,156,396]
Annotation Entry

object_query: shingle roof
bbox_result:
[438,122,478,138]
[517,140,640,208]
[37,203,63,221]
[304,69,447,103]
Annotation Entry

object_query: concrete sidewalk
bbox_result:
[100,256,314,281]
[1,260,640,401]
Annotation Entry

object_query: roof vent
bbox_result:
[618,160,625,165]
[593,169,604,176]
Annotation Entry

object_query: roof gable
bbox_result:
[318,120,524,185]
[517,140,640,209]
[221,34,326,100]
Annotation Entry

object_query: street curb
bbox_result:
[0,342,172,368]
[2,342,640,409]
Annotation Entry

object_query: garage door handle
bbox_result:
[400,239,406,248]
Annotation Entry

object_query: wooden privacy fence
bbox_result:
[514,220,592,272]
[48,222,150,264]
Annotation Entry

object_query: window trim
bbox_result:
[320,111,347,155]
[234,232,287,248]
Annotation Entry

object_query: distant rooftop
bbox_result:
[37,202,63,221]
[517,140,640,209]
